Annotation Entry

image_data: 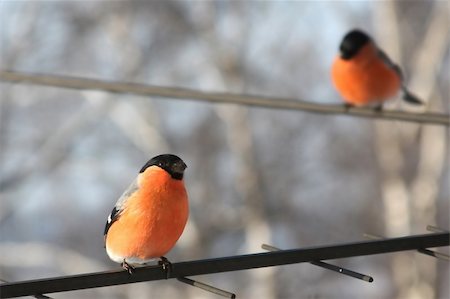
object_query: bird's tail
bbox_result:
[402,87,423,105]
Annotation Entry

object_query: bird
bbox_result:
[331,29,423,109]
[104,154,189,275]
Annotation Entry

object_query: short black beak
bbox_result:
[173,160,187,174]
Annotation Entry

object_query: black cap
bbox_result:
[339,29,370,60]
[140,154,187,180]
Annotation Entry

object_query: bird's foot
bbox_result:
[343,103,354,111]
[121,260,135,275]
[158,256,172,279]
[373,103,383,112]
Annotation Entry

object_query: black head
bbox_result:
[339,29,371,60]
[140,154,187,180]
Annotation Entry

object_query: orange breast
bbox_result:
[331,44,401,106]
[105,167,189,262]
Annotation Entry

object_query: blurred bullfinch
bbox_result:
[104,154,189,274]
[331,29,423,108]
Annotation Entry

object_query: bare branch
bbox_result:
[0,71,448,126]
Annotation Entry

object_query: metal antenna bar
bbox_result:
[1,232,448,298]
[0,279,51,299]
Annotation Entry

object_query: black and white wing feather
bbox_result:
[103,178,139,241]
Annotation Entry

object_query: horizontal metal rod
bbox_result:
[1,232,448,298]
[0,70,448,126]
[0,279,51,299]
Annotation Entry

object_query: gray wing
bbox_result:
[103,178,139,239]
[378,49,423,105]
[377,48,404,80]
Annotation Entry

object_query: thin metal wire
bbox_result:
[416,248,450,261]
[177,277,236,299]
[427,225,449,233]
[261,244,373,282]
[1,232,448,298]
[0,70,448,126]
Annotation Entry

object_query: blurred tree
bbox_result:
[0,1,448,298]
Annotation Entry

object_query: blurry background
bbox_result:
[0,1,448,298]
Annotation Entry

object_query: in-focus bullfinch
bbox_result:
[331,29,423,108]
[104,154,189,275]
